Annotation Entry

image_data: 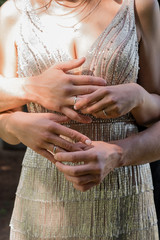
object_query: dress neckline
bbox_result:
[25,0,128,59]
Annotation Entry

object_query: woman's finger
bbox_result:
[46,134,86,152]
[37,148,56,164]
[70,74,106,86]
[46,144,66,155]
[45,118,92,145]
[56,58,86,72]
[49,113,69,123]
[61,107,92,124]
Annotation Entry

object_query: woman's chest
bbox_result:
[17,1,139,85]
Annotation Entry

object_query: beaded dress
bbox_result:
[10,0,159,239]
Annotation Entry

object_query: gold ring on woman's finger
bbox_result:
[74,96,77,105]
[103,109,107,117]
[53,146,57,154]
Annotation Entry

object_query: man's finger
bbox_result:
[55,162,94,176]
[54,150,92,162]
[81,98,112,114]
[73,182,96,192]
[64,174,96,185]
[74,90,104,110]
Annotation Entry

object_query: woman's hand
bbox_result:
[25,58,106,123]
[54,141,123,192]
[74,83,143,119]
[6,112,92,163]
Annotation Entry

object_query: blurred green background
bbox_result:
[0,0,6,6]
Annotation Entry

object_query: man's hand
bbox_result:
[54,141,123,192]
[6,112,92,163]
[24,58,106,123]
[74,83,143,119]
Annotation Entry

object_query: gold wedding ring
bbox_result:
[103,109,107,117]
[53,146,57,154]
[74,96,77,105]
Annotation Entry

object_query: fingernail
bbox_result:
[54,155,58,160]
[74,105,77,110]
[85,139,92,145]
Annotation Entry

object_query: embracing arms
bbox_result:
[0,1,106,123]
[54,120,160,192]
[74,0,160,126]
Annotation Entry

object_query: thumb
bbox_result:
[56,57,86,72]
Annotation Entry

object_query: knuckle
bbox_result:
[76,178,83,185]
[63,86,72,96]
[43,132,52,142]
[44,113,53,119]
[68,130,76,140]
[66,144,74,152]
[61,141,71,151]
[110,97,117,104]
[88,76,93,84]
[85,108,92,114]
[95,174,101,184]
[72,169,79,176]
[79,185,87,192]
[47,122,56,132]
[92,152,98,161]
[85,87,92,94]
[103,87,109,94]
[108,96,116,104]
[114,105,121,115]
[37,138,45,147]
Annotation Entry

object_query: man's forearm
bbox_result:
[0,75,30,112]
[116,121,160,166]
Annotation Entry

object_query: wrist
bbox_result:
[3,112,21,144]
[132,83,145,109]
[6,111,22,140]
[22,76,39,103]
[110,140,130,167]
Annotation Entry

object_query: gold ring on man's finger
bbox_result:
[103,109,107,117]
[74,96,77,105]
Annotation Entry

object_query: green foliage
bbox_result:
[0,0,7,6]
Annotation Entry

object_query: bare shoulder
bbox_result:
[0,0,21,32]
[134,0,159,36]
[135,0,159,12]
[0,0,21,76]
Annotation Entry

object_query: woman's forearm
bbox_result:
[0,112,20,144]
[0,75,30,112]
[115,121,160,166]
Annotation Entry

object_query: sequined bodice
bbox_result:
[17,0,139,117]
